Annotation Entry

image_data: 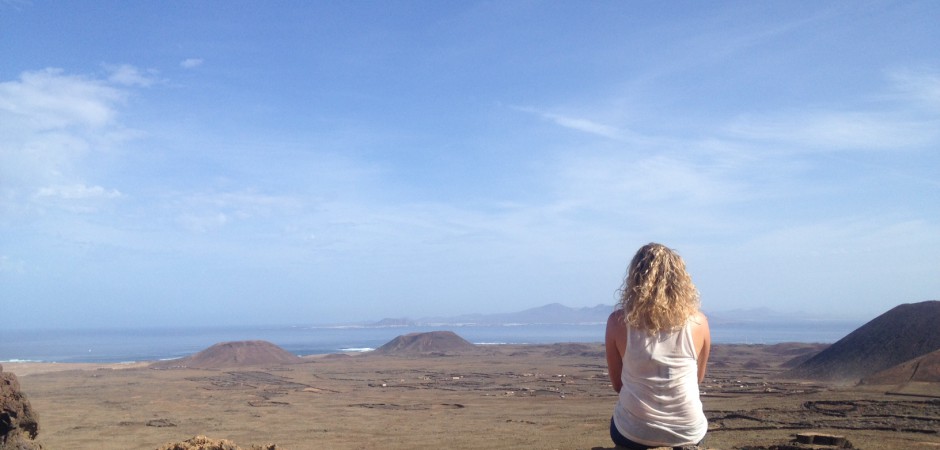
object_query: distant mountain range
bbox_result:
[371,303,614,326]
[369,303,848,327]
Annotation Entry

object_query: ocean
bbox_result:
[0,320,862,364]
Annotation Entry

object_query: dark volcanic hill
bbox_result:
[784,301,940,382]
[151,340,302,369]
[373,331,476,355]
[861,348,940,385]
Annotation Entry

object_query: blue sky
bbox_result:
[2,1,938,328]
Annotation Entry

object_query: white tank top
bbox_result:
[612,319,707,446]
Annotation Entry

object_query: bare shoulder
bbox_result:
[690,310,709,325]
[607,309,625,327]
[606,309,625,335]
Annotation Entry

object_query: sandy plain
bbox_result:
[7,343,940,450]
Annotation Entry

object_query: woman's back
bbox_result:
[612,319,707,445]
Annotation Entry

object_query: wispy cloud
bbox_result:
[170,190,303,233]
[885,68,940,110]
[555,153,746,208]
[0,68,138,195]
[0,255,26,275]
[104,64,156,87]
[29,183,123,213]
[177,212,230,233]
[725,110,938,151]
[180,58,204,69]
[512,106,625,140]
[34,183,122,200]
[724,70,940,152]
[500,66,940,269]
[0,68,124,130]
[541,112,620,139]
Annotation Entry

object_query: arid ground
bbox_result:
[7,343,940,449]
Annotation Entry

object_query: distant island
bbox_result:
[366,302,860,327]
[369,303,613,327]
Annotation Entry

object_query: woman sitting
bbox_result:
[605,243,711,449]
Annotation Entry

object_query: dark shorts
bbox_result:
[609,417,703,450]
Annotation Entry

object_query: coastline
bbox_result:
[2,341,830,376]
[0,320,863,365]
[3,361,152,376]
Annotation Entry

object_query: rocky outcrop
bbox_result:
[156,435,281,450]
[0,365,42,450]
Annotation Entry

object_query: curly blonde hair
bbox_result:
[618,243,700,333]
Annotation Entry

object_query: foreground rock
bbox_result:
[151,340,302,369]
[373,331,476,355]
[785,300,940,382]
[0,364,42,450]
[156,435,280,450]
[745,432,854,449]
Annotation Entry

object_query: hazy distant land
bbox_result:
[366,302,865,327]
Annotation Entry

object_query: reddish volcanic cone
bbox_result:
[151,340,302,369]
[373,331,477,355]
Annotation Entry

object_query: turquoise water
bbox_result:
[0,320,861,363]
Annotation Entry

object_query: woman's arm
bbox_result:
[691,311,711,384]
[605,310,626,393]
